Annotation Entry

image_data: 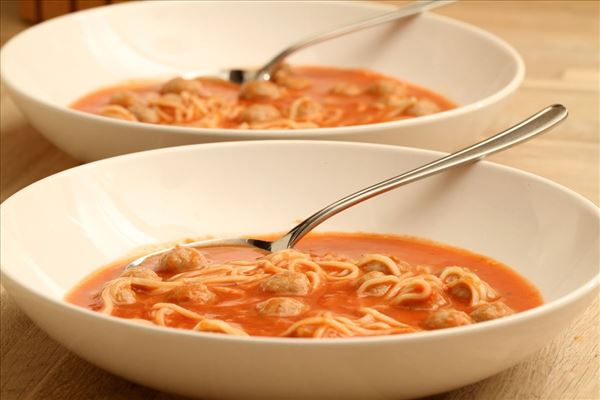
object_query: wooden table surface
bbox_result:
[1,1,598,399]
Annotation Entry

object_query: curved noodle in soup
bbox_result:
[66,233,542,338]
[71,65,455,129]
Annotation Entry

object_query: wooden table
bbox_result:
[1,1,598,399]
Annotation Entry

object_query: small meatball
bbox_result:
[273,66,311,90]
[359,255,409,274]
[423,308,472,330]
[121,266,160,281]
[406,98,440,116]
[273,63,292,78]
[115,290,135,304]
[449,282,472,300]
[109,91,145,108]
[290,98,324,121]
[362,261,388,273]
[240,104,281,123]
[115,287,135,304]
[129,104,159,124]
[355,270,385,287]
[107,280,136,305]
[157,246,208,273]
[160,77,203,95]
[380,96,416,116]
[368,79,408,97]
[239,80,281,100]
[330,82,362,96]
[260,272,310,295]
[256,297,307,317]
[168,283,215,304]
[297,99,323,119]
[355,271,389,297]
[470,302,514,322]
[413,264,432,275]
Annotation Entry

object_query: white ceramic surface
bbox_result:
[1,141,598,400]
[0,1,524,161]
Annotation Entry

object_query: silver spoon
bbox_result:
[211,0,454,84]
[126,104,568,269]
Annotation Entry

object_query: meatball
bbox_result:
[273,68,310,90]
[239,80,281,100]
[160,77,203,95]
[272,63,293,77]
[121,266,161,281]
[355,270,385,287]
[129,104,160,124]
[449,282,472,301]
[329,82,362,96]
[359,255,405,275]
[423,308,472,330]
[356,271,390,297]
[256,297,306,317]
[109,91,144,108]
[260,272,310,295]
[290,98,323,121]
[470,302,514,322]
[106,280,136,305]
[114,287,136,304]
[368,79,407,97]
[168,283,215,304]
[157,246,208,272]
[382,96,415,112]
[362,260,388,273]
[406,98,440,116]
[240,104,281,123]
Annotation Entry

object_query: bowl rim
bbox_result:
[1,140,598,346]
[0,1,525,138]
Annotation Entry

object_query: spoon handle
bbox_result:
[274,104,568,250]
[255,0,453,81]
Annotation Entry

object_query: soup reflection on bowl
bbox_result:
[1,141,597,400]
[0,1,523,161]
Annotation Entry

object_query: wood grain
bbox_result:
[1,1,598,399]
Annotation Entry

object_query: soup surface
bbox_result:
[67,233,542,338]
[72,65,455,129]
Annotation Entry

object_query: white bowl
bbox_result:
[1,141,598,400]
[0,1,524,161]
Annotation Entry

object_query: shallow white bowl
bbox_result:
[1,141,598,400]
[0,1,523,161]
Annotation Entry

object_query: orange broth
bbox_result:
[71,65,455,129]
[66,233,542,337]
